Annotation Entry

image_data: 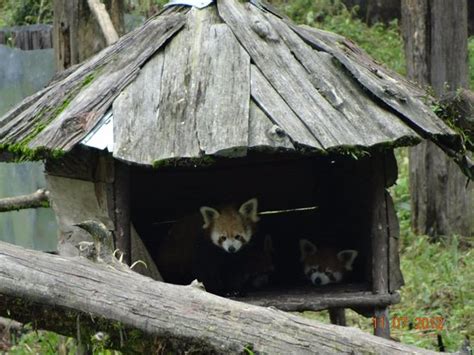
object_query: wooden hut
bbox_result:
[0,0,469,338]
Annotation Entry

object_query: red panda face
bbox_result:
[200,198,259,253]
[299,239,358,286]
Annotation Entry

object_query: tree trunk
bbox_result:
[0,241,437,354]
[53,0,124,71]
[343,0,401,25]
[402,0,473,238]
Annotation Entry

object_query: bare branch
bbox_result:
[87,0,119,45]
[0,189,49,213]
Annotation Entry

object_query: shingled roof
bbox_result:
[0,0,468,172]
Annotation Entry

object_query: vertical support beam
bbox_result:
[369,153,391,339]
[373,307,390,339]
[114,160,131,265]
[328,308,346,326]
[370,155,389,295]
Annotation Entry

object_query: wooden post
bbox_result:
[369,154,390,338]
[114,160,131,265]
[53,0,124,71]
[328,308,346,326]
[402,0,473,238]
[373,307,390,338]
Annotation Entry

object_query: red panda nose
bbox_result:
[228,246,236,253]
[313,277,322,285]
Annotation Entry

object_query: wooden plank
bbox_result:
[263,12,418,148]
[290,24,456,139]
[45,147,97,181]
[32,13,185,151]
[0,25,53,50]
[328,308,347,326]
[131,223,163,281]
[231,289,400,312]
[0,12,186,153]
[113,47,166,164]
[218,0,357,149]
[249,100,294,151]
[150,8,209,161]
[114,161,131,265]
[386,191,404,292]
[383,150,398,188]
[128,7,249,162]
[373,307,391,339]
[250,65,322,149]
[194,22,250,157]
[369,155,389,294]
[45,174,114,256]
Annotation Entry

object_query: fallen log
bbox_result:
[0,241,437,354]
[0,189,49,212]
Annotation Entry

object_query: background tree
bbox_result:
[53,0,124,71]
[402,0,473,238]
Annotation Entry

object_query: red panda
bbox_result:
[299,239,358,286]
[156,198,265,295]
[240,234,275,290]
[200,198,259,254]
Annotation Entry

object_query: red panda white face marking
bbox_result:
[200,198,259,253]
[299,239,358,286]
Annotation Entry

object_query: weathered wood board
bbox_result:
[114,8,251,163]
[290,24,456,140]
[218,0,356,148]
[264,12,418,147]
[248,99,294,151]
[0,12,186,152]
[250,65,322,149]
[45,175,114,256]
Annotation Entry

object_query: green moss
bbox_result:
[81,73,96,88]
[152,156,217,169]
[39,200,50,208]
[0,142,65,162]
[432,95,473,152]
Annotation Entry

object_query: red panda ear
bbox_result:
[337,250,358,271]
[299,239,317,260]
[200,206,220,229]
[239,198,259,222]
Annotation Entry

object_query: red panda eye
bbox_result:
[235,235,245,243]
[218,236,226,244]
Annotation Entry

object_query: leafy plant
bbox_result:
[0,0,53,27]
[269,0,406,75]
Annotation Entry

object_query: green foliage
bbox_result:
[0,0,53,27]
[8,330,77,354]
[270,0,406,75]
[389,150,473,351]
[127,0,169,17]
